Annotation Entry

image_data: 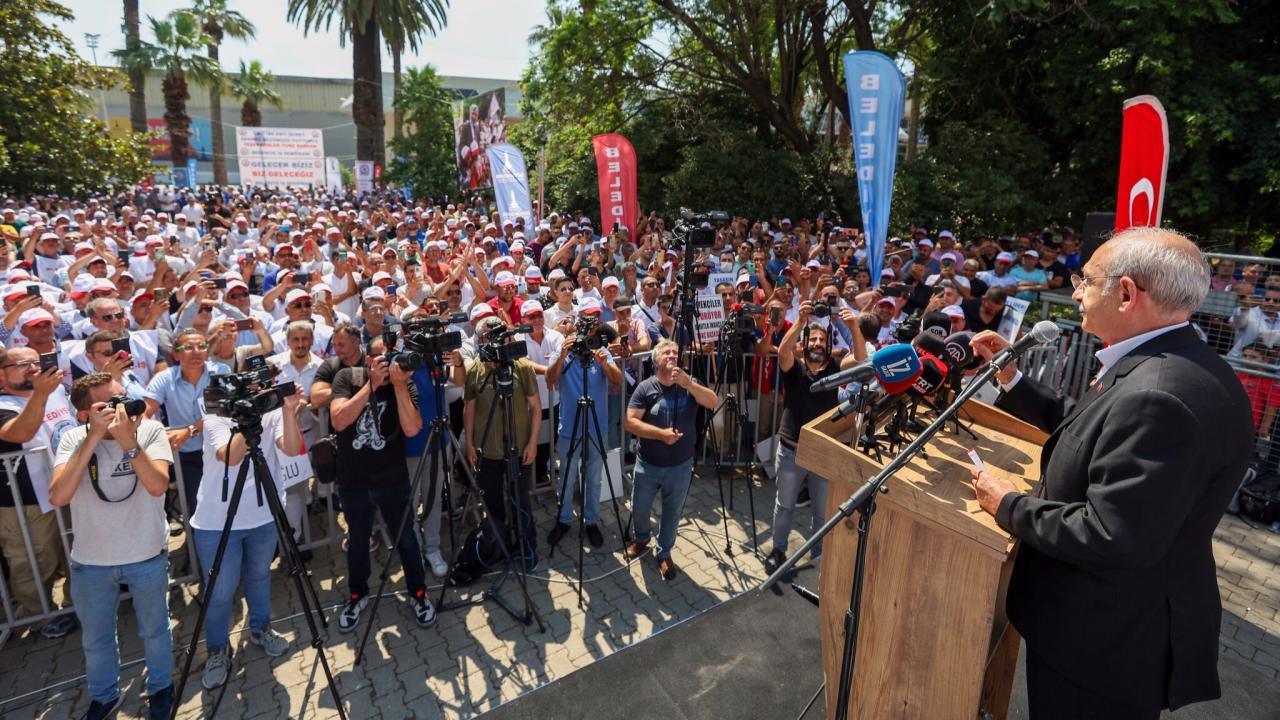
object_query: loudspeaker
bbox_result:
[1081,212,1115,266]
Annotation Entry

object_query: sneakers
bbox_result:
[39,614,77,640]
[80,695,123,720]
[337,594,369,633]
[425,549,449,578]
[411,591,437,627]
[658,556,681,581]
[585,524,604,548]
[546,521,570,546]
[765,548,796,582]
[147,686,173,720]
[250,625,290,657]
[624,539,650,559]
[201,647,232,690]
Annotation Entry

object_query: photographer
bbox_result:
[190,383,305,689]
[329,339,435,633]
[545,298,622,548]
[765,302,861,577]
[623,340,718,580]
[463,316,541,566]
[49,374,174,718]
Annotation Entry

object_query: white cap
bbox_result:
[283,289,310,306]
[494,271,518,287]
[361,286,386,302]
[578,297,602,314]
[371,271,393,284]
[520,299,544,316]
[601,276,621,290]
[548,268,567,282]
[18,308,54,327]
[917,238,934,247]
[1022,249,1039,258]
[938,230,955,240]
[469,303,495,322]
[995,252,1015,263]
[69,274,96,296]
[880,268,896,278]
[941,304,965,319]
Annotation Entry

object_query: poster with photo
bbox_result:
[454,88,507,191]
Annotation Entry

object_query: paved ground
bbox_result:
[0,474,1276,719]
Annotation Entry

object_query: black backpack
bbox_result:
[1237,468,1280,525]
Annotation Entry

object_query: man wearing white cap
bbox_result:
[27,231,72,286]
[271,289,335,357]
[487,271,523,326]
[543,273,578,333]
[518,298,563,488]
[977,251,1021,291]
[1010,249,1049,301]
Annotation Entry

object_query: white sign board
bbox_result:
[236,127,325,188]
[325,157,342,194]
[695,294,726,345]
[997,296,1031,342]
[354,160,374,193]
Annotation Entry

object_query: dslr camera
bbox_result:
[107,395,146,417]
[381,327,423,371]
[478,323,530,365]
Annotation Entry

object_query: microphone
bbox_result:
[909,351,949,396]
[921,311,951,339]
[810,343,921,393]
[942,331,978,369]
[990,320,1061,368]
[829,351,924,421]
[911,330,947,359]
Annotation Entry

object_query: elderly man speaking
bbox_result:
[969,228,1252,719]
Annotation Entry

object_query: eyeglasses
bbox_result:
[96,312,125,321]
[227,292,248,300]
[290,301,313,310]
[176,343,209,351]
[197,306,213,314]
[0,359,39,369]
[1069,274,1146,292]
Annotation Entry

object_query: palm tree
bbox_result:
[231,60,285,127]
[381,0,449,141]
[175,0,256,185]
[113,15,222,169]
[287,0,385,166]
[122,0,148,132]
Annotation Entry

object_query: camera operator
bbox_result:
[191,375,306,689]
[545,298,622,548]
[0,346,77,639]
[328,337,435,632]
[517,299,563,488]
[623,340,718,580]
[48,374,174,718]
[463,316,541,565]
[764,302,862,577]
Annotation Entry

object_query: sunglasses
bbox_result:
[197,306,213,314]
[227,291,248,300]
[96,312,126,321]
[290,301,313,310]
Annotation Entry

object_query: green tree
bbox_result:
[175,0,256,185]
[113,13,222,170]
[386,65,455,198]
[380,0,449,141]
[122,0,147,133]
[230,60,284,127]
[0,0,150,195]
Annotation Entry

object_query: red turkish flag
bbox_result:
[1114,96,1169,232]
[591,134,640,236]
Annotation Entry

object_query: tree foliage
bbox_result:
[385,65,455,199]
[230,60,284,127]
[0,0,150,195]
[176,0,257,184]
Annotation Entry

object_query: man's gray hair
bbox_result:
[85,297,121,318]
[1101,228,1209,316]
[650,338,677,365]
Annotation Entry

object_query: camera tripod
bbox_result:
[435,360,545,630]
[170,416,345,720]
[698,329,760,556]
[550,348,631,608]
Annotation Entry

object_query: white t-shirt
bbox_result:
[521,328,564,408]
[0,389,78,513]
[191,412,287,532]
[55,419,173,566]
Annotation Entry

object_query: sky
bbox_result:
[59,0,547,81]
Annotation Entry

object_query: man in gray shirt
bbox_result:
[50,373,174,720]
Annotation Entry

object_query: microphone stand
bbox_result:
[760,356,1010,720]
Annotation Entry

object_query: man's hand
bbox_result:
[389,360,411,387]
[969,330,1017,385]
[671,367,693,389]
[465,440,478,467]
[32,367,63,397]
[593,347,610,366]
[166,426,193,451]
[102,353,131,381]
[658,427,682,445]
[105,404,139,450]
[839,307,859,328]
[86,402,113,440]
[797,300,814,321]
[443,349,463,367]
[521,441,537,466]
[368,356,390,389]
[970,469,1018,517]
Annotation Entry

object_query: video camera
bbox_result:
[571,314,618,359]
[203,355,295,422]
[671,208,729,250]
[477,322,530,365]
[403,313,466,357]
[381,325,423,371]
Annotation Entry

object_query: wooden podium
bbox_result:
[795,399,1047,720]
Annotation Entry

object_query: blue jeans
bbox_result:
[193,523,277,651]
[556,434,605,526]
[771,442,828,558]
[337,482,426,597]
[70,551,173,702]
[631,457,694,558]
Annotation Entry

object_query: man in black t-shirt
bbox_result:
[960,288,1008,335]
[328,345,435,633]
[623,340,719,580]
[765,301,850,578]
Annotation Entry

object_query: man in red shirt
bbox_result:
[1237,343,1280,445]
[487,270,522,327]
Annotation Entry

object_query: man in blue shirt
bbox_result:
[544,299,622,548]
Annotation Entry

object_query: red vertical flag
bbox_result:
[1114,95,1169,232]
[591,134,640,235]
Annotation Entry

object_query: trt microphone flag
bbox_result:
[843,51,906,289]
[1113,95,1169,232]
[485,143,535,229]
[591,134,640,236]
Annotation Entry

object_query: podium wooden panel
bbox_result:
[795,399,1046,720]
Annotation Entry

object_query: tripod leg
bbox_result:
[586,398,632,549]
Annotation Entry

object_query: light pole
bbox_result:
[84,33,110,124]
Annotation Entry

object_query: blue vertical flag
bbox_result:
[485,143,535,229]
[843,51,906,288]
[185,157,198,189]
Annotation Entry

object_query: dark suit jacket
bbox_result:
[995,324,1252,710]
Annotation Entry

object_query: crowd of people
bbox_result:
[0,185,1259,719]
